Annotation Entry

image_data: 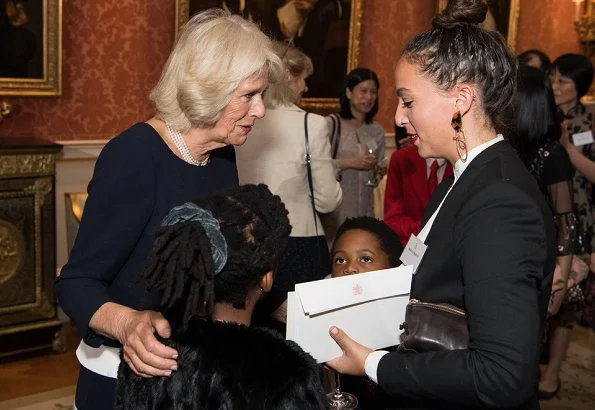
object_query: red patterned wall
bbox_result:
[0,0,588,140]
[359,0,436,132]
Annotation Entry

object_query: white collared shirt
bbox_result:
[452,135,504,180]
[425,157,448,183]
[364,135,505,384]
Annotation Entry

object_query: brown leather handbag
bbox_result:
[398,299,469,353]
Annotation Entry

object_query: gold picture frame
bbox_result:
[0,0,62,97]
[437,0,520,51]
[175,0,363,111]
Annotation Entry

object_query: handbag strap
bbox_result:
[304,112,319,236]
[328,113,341,159]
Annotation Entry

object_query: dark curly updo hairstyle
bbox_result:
[140,184,291,330]
[331,217,403,269]
[403,0,517,135]
[339,68,380,124]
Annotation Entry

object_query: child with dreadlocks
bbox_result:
[115,184,328,409]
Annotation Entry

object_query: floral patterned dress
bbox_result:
[525,139,583,326]
[565,103,595,329]
[566,103,595,252]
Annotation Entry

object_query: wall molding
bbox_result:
[385,133,396,150]
[55,140,106,271]
[55,139,108,161]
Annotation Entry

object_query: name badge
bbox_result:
[400,234,427,274]
[572,130,594,147]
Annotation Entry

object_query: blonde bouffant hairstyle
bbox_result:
[263,41,313,108]
[150,9,281,132]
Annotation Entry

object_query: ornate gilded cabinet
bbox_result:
[0,139,63,357]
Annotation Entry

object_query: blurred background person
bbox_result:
[323,67,385,244]
[560,119,595,188]
[517,48,551,73]
[384,144,453,247]
[55,9,279,410]
[550,53,595,333]
[509,65,584,399]
[116,184,328,409]
[235,40,341,334]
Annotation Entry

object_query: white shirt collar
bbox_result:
[453,135,504,180]
[425,158,447,168]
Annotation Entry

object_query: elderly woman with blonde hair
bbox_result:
[236,41,342,332]
[55,9,280,410]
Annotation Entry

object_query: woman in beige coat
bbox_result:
[235,41,342,332]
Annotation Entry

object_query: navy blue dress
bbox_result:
[55,123,238,409]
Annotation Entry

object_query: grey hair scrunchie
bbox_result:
[161,202,228,274]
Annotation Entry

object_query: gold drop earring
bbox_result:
[451,111,468,162]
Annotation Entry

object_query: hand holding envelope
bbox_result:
[286,266,413,363]
[326,326,373,376]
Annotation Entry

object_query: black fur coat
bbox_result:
[115,320,328,409]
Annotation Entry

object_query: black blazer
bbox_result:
[378,141,556,410]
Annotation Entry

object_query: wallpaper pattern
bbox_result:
[0,0,589,140]
[515,0,581,60]
[359,0,436,131]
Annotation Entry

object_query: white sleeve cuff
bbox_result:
[364,350,389,383]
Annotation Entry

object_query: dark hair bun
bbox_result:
[433,0,488,29]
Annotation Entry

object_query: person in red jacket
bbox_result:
[383,145,453,246]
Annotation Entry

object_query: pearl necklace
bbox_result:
[166,123,209,166]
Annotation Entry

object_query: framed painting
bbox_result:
[437,0,520,51]
[175,0,363,111]
[0,0,62,96]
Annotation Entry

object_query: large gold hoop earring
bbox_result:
[454,131,468,162]
[451,111,468,162]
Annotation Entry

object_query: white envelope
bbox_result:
[286,266,413,363]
